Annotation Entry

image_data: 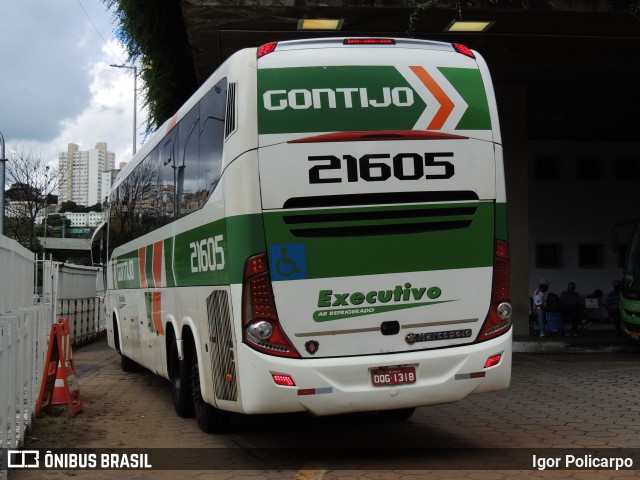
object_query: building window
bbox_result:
[615,156,640,181]
[578,243,603,268]
[536,243,562,268]
[575,155,601,181]
[534,155,560,181]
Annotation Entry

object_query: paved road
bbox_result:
[11,339,640,479]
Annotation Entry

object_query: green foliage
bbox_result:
[103,0,198,130]
[59,201,102,213]
[632,0,640,19]
[6,217,42,252]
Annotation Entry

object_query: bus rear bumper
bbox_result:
[235,329,512,416]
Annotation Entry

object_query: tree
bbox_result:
[59,200,83,213]
[4,148,64,251]
[104,0,197,130]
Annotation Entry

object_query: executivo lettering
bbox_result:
[313,282,452,322]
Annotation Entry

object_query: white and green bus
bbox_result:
[94,37,512,433]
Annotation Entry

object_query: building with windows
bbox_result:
[100,162,127,204]
[59,142,116,207]
[35,211,104,227]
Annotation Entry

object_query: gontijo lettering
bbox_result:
[263,87,414,110]
[318,283,441,307]
[116,259,135,282]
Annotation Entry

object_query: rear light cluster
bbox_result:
[242,253,301,358]
[257,42,277,58]
[343,38,395,45]
[453,43,475,59]
[477,240,512,342]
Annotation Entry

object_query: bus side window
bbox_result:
[177,104,200,218]
[162,130,177,219]
[199,78,227,204]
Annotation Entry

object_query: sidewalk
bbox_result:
[513,326,640,353]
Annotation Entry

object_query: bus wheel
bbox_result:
[120,354,138,373]
[190,352,229,433]
[169,339,194,418]
[377,407,416,421]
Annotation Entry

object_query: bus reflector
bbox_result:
[484,354,502,368]
[453,43,475,59]
[343,38,395,45]
[272,374,296,386]
[258,42,278,58]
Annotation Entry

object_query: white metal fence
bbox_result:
[0,236,53,480]
[45,261,106,346]
[1,238,105,479]
[0,305,51,448]
[0,235,35,314]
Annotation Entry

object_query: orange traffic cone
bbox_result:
[52,361,67,405]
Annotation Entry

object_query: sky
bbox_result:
[0,0,147,174]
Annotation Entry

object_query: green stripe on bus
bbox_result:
[263,202,494,280]
[258,66,427,135]
[145,244,154,288]
[495,202,508,241]
[173,218,229,287]
[164,238,175,287]
[113,250,140,289]
[438,67,491,131]
[226,214,267,284]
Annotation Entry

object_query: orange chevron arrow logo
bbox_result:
[409,66,455,130]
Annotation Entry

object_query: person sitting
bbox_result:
[560,282,584,336]
[545,292,566,336]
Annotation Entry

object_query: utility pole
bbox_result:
[110,64,138,155]
[0,130,6,235]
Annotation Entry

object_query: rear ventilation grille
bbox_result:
[206,290,237,401]
[282,205,477,238]
[225,82,237,139]
[283,191,479,209]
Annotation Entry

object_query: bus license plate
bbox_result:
[371,367,416,387]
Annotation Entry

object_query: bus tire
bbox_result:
[191,351,229,433]
[169,339,194,418]
[377,407,415,421]
[121,354,138,373]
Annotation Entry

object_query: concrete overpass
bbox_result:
[38,237,91,263]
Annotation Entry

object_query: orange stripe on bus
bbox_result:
[152,292,164,335]
[138,247,148,288]
[153,241,163,288]
[409,66,455,130]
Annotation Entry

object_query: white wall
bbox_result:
[528,140,640,299]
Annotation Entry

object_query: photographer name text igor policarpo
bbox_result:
[533,454,633,471]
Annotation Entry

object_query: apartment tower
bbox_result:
[58,142,116,206]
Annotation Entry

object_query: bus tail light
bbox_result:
[242,253,301,358]
[477,240,512,342]
[453,43,475,59]
[257,42,278,58]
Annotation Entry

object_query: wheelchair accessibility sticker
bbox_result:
[270,243,307,281]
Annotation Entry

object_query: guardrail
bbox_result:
[57,297,105,346]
